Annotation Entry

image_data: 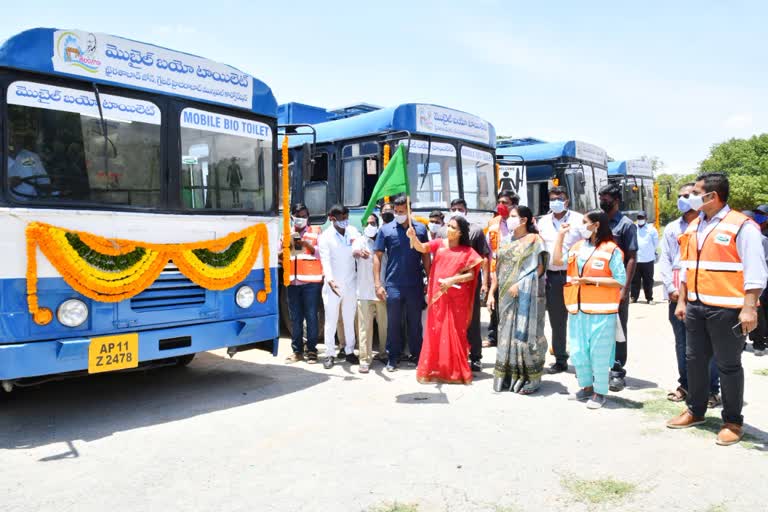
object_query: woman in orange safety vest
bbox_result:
[552,210,627,410]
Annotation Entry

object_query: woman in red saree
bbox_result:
[406,216,483,384]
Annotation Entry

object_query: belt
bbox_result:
[546,270,567,275]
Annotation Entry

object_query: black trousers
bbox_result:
[487,288,500,344]
[749,288,768,351]
[686,301,744,424]
[611,298,629,378]
[631,261,655,302]
[545,270,569,365]
[467,280,482,362]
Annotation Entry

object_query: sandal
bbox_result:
[707,393,722,409]
[666,386,687,402]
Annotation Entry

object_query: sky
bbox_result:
[2,1,767,174]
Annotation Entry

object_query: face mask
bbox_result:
[333,219,349,229]
[550,199,565,214]
[395,214,408,225]
[688,193,712,212]
[428,222,441,233]
[637,219,646,227]
[364,225,378,238]
[677,196,692,213]
[496,204,510,218]
[381,212,395,223]
[599,200,614,213]
[293,217,307,229]
[579,225,593,239]
[449,210,466,221]
[506,217,521,231]
[447,227,460,241]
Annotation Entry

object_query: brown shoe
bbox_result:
[716,423,743,446]
[285,352,303,364]
[666,410,706,429]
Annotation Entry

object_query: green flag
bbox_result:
[360,144,410,226]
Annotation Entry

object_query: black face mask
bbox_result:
[381,212,395,223]
[599,200,614,212]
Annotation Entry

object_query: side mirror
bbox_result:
[574,170,586,195]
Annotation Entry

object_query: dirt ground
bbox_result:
[2,285,767,512]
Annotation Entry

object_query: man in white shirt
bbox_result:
[318,204,360,369]
[631,211,659,304]
[537,186,584,374]
[353,213,387,373]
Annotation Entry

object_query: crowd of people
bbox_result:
[281,172,768,446]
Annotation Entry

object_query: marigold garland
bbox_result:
[281,134,291,287]
[26,222,273,324]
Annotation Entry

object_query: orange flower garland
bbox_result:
[26,222,273,324]
[282,134,291,287]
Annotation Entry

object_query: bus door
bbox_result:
[497,157,527,206]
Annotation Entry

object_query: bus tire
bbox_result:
[175,354,195,367]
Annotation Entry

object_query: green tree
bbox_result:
[699,134,768,210]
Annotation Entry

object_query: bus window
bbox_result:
[341,142,377,207]
[460,146,494,210]
[402,140,457,209]
[342,159,364,206]
[180,107,273,212]
[6,81,161,207]
[642,178,655,220]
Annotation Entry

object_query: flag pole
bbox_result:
[406,195,414,248]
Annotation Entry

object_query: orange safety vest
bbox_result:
[564,240,623,314]
[487,216,503,272]
[679,210,750,309]
[288,226,323,283]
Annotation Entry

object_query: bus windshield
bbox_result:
[621,178,643,213]
[642,177,655,220]
[7,81,162,207]
[402,140,458,209]
[180,108,273,211]
[460,146,495,210]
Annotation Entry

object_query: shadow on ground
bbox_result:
[0,352,329,452]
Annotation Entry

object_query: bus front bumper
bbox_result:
[0,315,279,381]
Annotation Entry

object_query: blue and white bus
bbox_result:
[608,159,656,223]
[496,139,609,216]
[278,102,498,225]
[0,28,279,390]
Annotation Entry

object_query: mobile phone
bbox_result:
[291,232,302,249]
[731,322,746,337]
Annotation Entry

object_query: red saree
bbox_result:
[417,239,483,384]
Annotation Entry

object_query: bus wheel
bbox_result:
[175,354,195,367]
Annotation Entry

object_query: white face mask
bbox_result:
[395,214,408,225]
[364,225,378,238]
[449,210,466,220]
[579,225,593,239]
[688,192,713,211]
[293,217,307,229]
[637,219,646,227]
[333,219,349,229]
[506,217,521,231]
[550,199,566,214]
[428,222,441,233]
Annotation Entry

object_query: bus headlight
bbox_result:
[57,299,89,327]
[235,286,255,308]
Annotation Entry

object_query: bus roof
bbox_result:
[0,28,277,116]
[497,140,608,168]
[282,102,496,148]
[608,159,654,178]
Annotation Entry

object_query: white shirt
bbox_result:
[353,235,386,301]
[658,215,690,299]
[680,205,768,292]
[318,225,360,290]
[636,224,659,263]
[538,210,584,271]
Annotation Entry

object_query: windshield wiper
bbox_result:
[92,83,109,181]
[418,138,432,190]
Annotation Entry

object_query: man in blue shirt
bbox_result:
[373,195,431,371]
[599,184,638,392]
[631,211,659,305]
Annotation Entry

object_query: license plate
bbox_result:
[88,333,139,374]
